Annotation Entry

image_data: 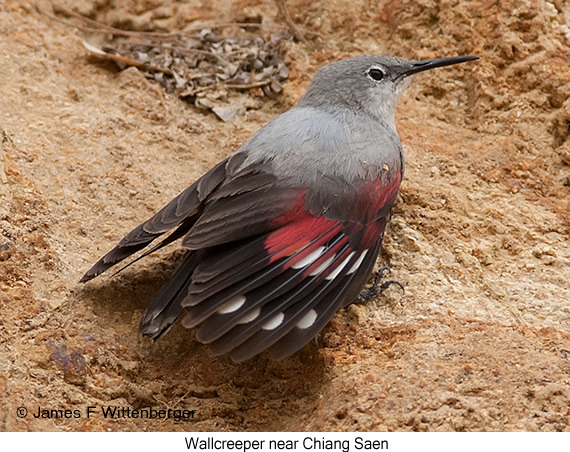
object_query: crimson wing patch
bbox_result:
[177,190,390,362]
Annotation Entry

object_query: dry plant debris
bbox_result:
[49,4,291,121]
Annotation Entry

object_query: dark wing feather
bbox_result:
[269,239,383,360]
[139,251,202,338]
[187,228,347,341]
[202,226,384,362]
[210,243,358,360]
[182,179,302,248]
[177,198,390,361]
[80,155,244,282]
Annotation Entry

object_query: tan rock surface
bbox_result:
[0,0,568,431]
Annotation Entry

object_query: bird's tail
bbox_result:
[139,251,201,338]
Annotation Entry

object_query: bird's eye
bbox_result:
[367,68,385,81]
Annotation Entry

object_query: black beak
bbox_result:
[404,55,479,77]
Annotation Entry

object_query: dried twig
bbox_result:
[120,40,228,64]
[225,80,271,89]
[82,40,173,74]
[273,0,306,43]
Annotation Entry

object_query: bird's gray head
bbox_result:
[297,54,478,126]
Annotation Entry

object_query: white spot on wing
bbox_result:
[310,255,336,276]
[348,250,368,274]
[292,246,326,269]
[237,307,260,324]
[262,312,284,330]
[217,295,246,314]
[326,252,355,280]
[297,309,317,329]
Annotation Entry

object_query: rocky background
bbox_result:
[1,0,569,431]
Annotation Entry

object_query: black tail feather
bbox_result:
[139,252,201,338]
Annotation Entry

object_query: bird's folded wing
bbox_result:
[82,156,396,360]
[175,176,390,361]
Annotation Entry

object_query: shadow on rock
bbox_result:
[73,250,329,429]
